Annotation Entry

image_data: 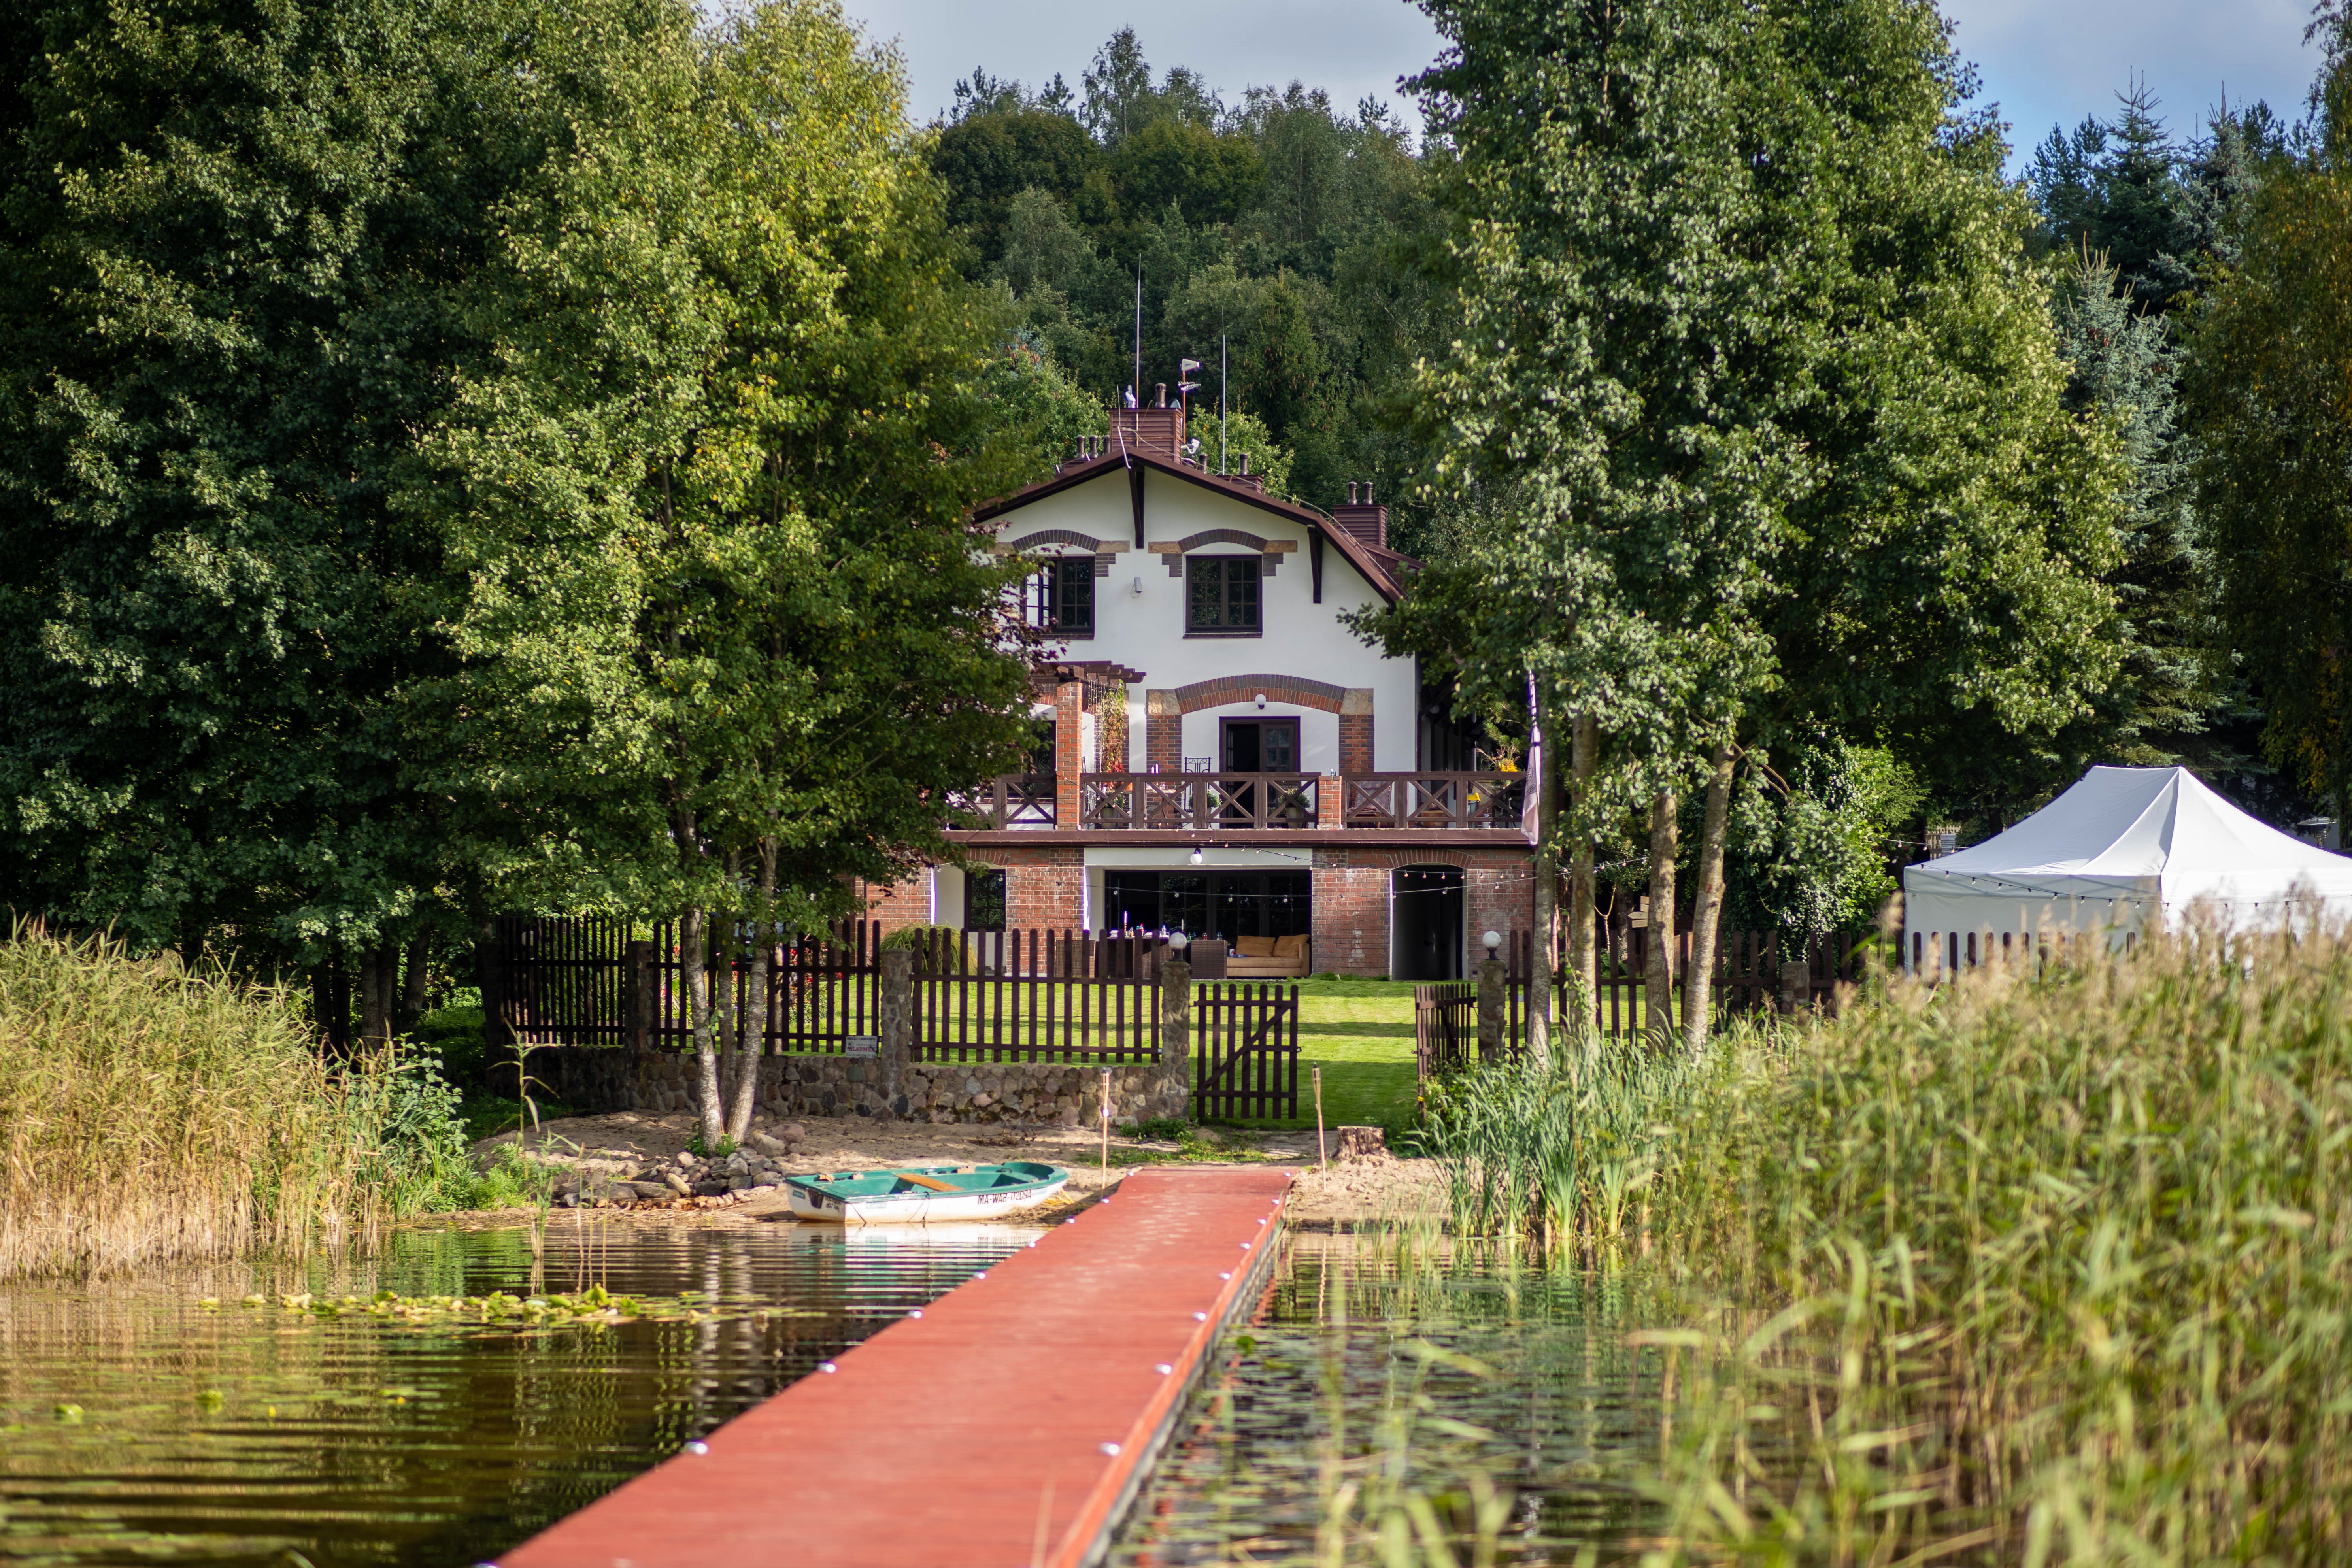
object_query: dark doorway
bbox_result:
[1219,718,1299,773]
[1104,869,1310,947]
[1392,865,1464,981]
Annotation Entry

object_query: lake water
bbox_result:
[1113,1232,1664,1566]
[0,1217,1034,1567]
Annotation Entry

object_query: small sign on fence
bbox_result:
[843,1035,879,1059]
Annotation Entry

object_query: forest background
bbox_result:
[7,0,2352,1087]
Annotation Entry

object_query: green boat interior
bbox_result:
[788,1162,1063,1199]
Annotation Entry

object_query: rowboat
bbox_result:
[782,1162,1070,1225]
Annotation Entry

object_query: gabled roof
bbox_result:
[972,450,1406,604]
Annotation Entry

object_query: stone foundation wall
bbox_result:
[508,1046,1186,1126]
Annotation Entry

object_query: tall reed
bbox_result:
[0,922,389,1279]
[1629,930,2352,1564]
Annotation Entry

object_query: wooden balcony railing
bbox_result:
[952,773,1057,828]
[954,771,1524,831]
[1080,773,1319,830]
[1342,772,1524,830]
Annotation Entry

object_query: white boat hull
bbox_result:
[786,1172,1069,1225]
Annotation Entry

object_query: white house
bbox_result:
[860,396,1535,979]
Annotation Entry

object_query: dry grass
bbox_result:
[0,922,385,1280]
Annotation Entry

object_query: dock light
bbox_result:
[1483,930,1502,957]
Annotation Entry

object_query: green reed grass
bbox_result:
[0,922,478,1281]
[1611,930,2352,1566]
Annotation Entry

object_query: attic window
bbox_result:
[1186,556,1260,637]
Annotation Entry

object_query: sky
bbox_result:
[838,0,2327,169]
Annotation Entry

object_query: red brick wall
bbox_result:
[1310,863,1391,976]
[857,873,935,935]
[961,845,1085,931]
[1338,713,1374,774]
[1309,846,1536,977]
[1145,692,1180,773]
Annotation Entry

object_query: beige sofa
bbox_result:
[1227,933,1311,979]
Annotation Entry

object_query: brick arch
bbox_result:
[1170,673,1349,714]
[1145,676,1374,774]
[1001,528,1109,553]
[1174,528,1271,553]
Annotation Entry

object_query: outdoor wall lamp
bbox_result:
[1254,692,1267,709]
[1131,575,1143,597]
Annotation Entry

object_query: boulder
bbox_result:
[749,1131,789,1156]
[660,1171,693,1197]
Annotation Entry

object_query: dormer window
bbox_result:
[1187,556,1260,637]
[1027,557,1095,637]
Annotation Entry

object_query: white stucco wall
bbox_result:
[994,467,1416,772]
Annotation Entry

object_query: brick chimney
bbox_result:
[1108,400,1186,462]
[1334,481,1388,551]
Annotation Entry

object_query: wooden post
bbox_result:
[1099,1068,1113,1174]
[1313,1066,1327,1172]
[624,939,655,1054]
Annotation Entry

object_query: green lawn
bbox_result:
[1201,977,1421,1134]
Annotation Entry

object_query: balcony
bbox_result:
[952,772,1525,834]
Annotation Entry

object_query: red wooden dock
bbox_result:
[496,1165,1292,1568]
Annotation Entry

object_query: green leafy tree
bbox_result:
[414,0,1046,1142]
[2183,48,2352,823]
[0,0,521,1034]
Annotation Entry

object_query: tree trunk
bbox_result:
[1683,745,1736,1057]
[683,906,725,1149]
[1645,792,1678,1045]
[726,840,777,1142]
[400,932,431,1032]
[360,943,394,1050]
[1566,712,1597,1042]
[1527,676,1556,1071]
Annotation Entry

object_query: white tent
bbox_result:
[1903,766,2352,968]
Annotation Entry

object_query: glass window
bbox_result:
[963,869,1006,931]
[1187,556,1260,634]
[1028,557,1093,635]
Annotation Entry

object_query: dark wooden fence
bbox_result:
[1412,981,1479,1077]
[1194,982,1300,1122]
[897,927,1162,1064]
[1447,922,1887,1061]
[489,918,1168,1066]
[491,916,884,1053]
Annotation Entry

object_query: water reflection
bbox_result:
[1114,1231,1663,1566]
[0,1219,1033,1567]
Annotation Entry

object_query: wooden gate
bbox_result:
[1412,981,1480,1077]
[1193,982,1299,1122]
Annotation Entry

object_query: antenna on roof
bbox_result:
[1132,263,1142,407]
